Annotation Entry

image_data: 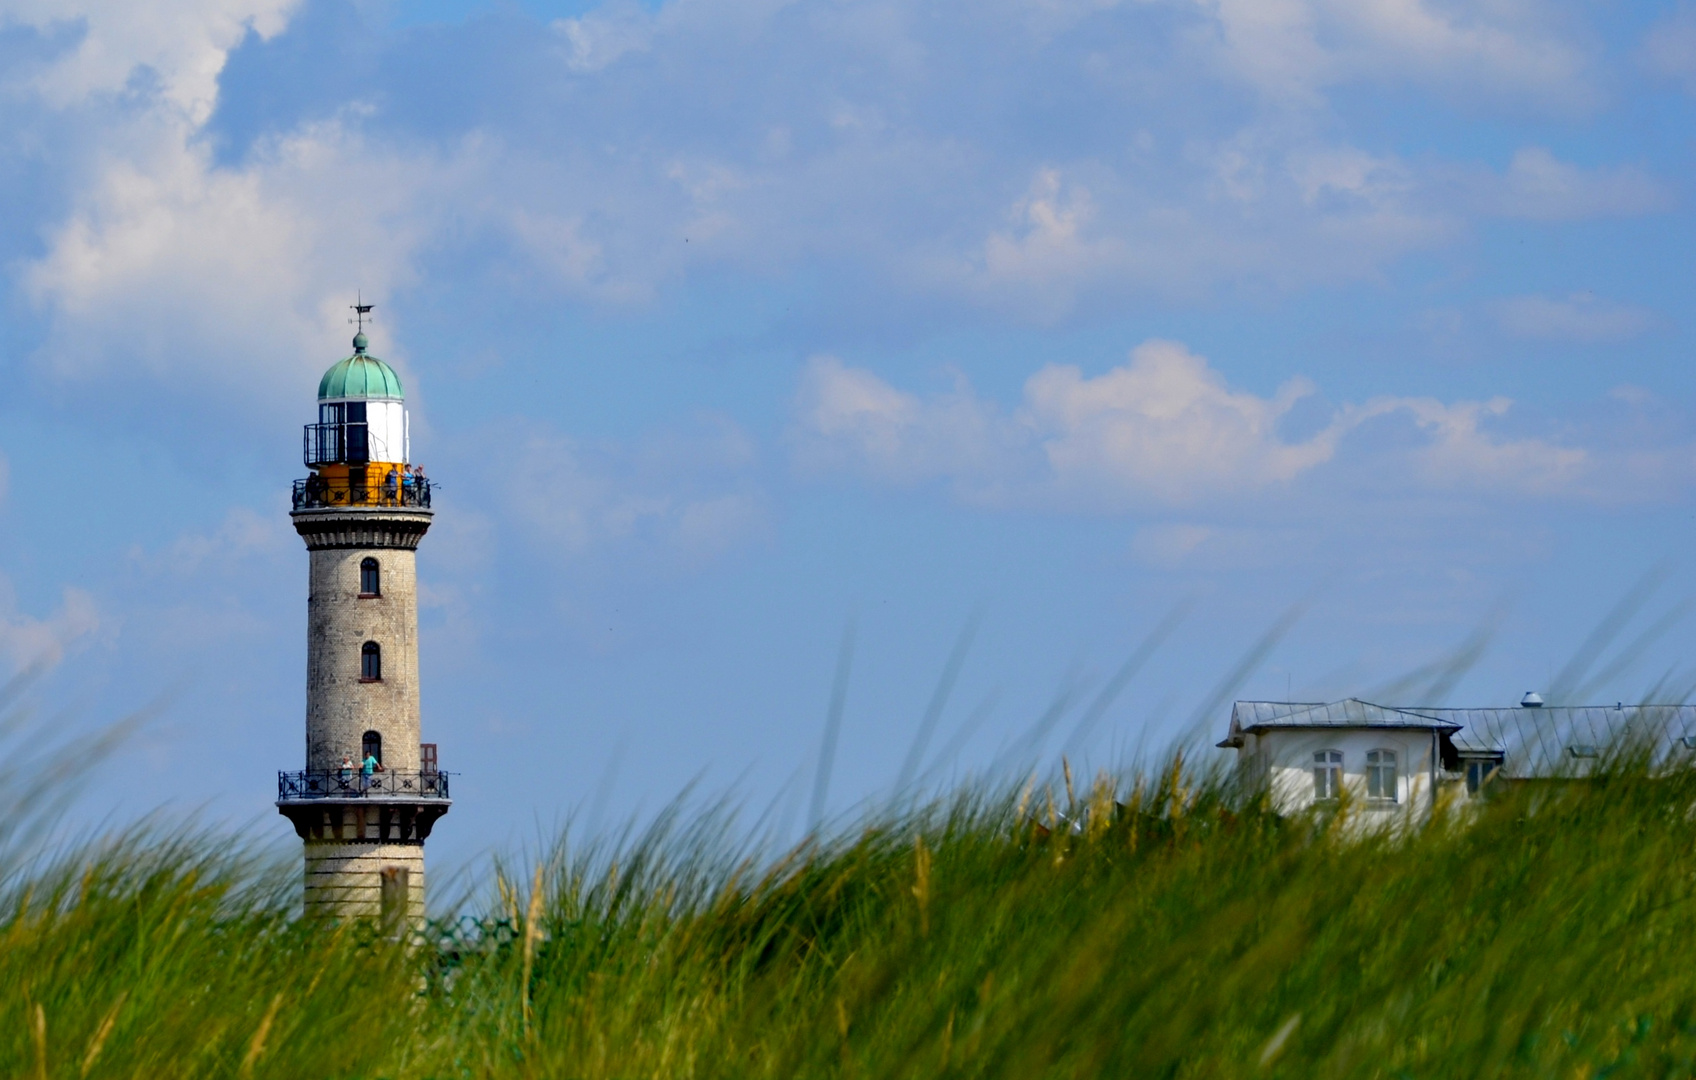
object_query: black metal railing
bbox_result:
[278,770,451,800]
[292,473,433,510]
[304,421,369,467]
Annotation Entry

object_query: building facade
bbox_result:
[1218,697,1696,818]
[276,330,450,923]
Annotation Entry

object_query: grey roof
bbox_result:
[1220,699,1461,746]
[1223,699,1696,779]
[1232,699,1463,732]
[1423,704,1696,779]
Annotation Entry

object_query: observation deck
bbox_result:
[292,471,433,511]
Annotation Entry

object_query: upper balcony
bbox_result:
[305,420,370,467]
[305,400,407,468]
[292,471,433,511]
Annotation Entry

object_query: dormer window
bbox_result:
[361,641,381,682]
[360,557,380,597]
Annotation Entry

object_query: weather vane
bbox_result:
[350,292,375,333]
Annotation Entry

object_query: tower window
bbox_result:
[345,401,369,463]
[361,641,381,681]
[362,730,383,766]
[360,557,380,597]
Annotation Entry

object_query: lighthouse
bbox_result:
[276,312,450,923]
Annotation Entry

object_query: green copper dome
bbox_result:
[318,335,404,400]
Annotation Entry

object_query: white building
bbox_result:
[1217,697,1696,818]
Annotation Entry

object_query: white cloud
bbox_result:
[1357,395,1588,493]
[23,110,478,404]
[3,0,1668,397]
[0,581,99,672]
[0,0,297,121]
[7,0,471,413]
[500,417,768,563]
[1471,148,1671,222]
[132,506,291,577]
[1025,340,1342,501]
[928,149,1454,316]
[1643,4,1696,93]
[1191,0,1595,109]
[553,0,654,72]
[795,338,1603,508]
[971,169,1127,316]
[794,357,1019,489]
[1492,293,1653,342]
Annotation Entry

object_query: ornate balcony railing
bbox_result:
[278,770,451,800]
[304,421,369,467]
[292,473,433,510]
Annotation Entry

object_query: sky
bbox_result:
[3,0,1696,877]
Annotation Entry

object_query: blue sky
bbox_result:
[4,0,1696,873]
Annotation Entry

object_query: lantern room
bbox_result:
[294,330,427,511]
[305,332,408,467]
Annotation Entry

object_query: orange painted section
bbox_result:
[305,464,427,508]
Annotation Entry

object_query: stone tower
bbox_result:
[276,324,450,923]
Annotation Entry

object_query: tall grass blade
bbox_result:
[894,609,981,798]
[808,616,857,833]
[1060,599,1191,759]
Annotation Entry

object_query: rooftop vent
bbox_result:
[1521,692,1544,708]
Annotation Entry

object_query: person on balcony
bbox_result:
[401,467,416,505]
[339,755,354,786]
[382,467,399,506]
[361,751,377,792]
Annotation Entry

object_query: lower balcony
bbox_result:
[277,770,451,843]
[278,769,450,801]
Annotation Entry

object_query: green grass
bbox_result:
[6,752,1696,1078]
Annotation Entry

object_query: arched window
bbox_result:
[1366,750,1397,802]
[1312,750,1342,801]
[360,557,380,597]
[361,641,381,681]
[362,730,382,766]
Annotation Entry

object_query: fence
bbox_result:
[292,473,433,510]
[277,769,451,800]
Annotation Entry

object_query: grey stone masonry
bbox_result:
[283,506,445,921]
[293,508,431,773]
[304,842,425,922]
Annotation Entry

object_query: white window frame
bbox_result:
[1313,750,1343,802]
[1365,749,1398,803]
